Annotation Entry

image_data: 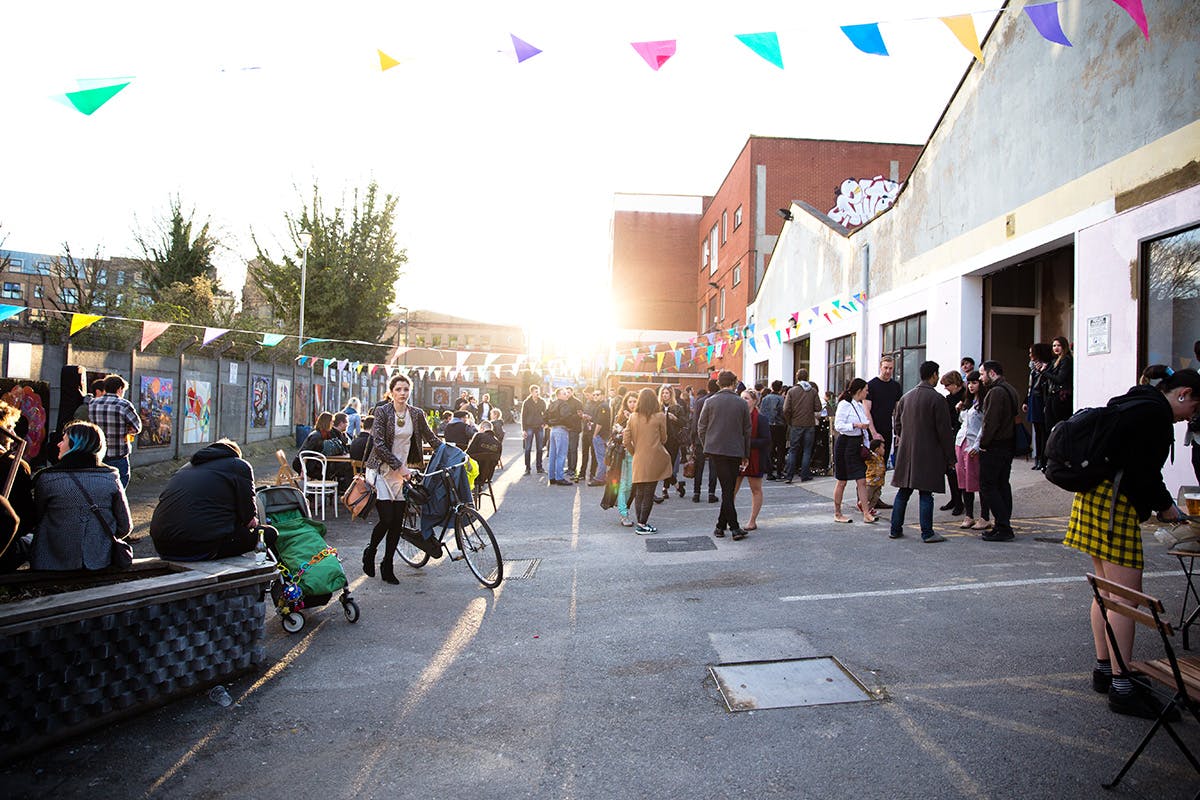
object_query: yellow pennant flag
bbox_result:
[656,352,665,371]
[941,15,984,62]
[768,317,777,330]
[731,340,742,356]
[69,313,103,336]
[378,49,401,71]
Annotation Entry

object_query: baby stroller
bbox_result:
[256,484,360,633]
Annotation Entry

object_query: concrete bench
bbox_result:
[0,555,275,762]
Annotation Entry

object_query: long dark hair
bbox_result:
[839,378,867,403]
[1052,336,1072,364]
[636,387,660,420]
[1160,368,1200,394]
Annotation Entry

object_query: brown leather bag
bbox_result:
[341,474,376,519]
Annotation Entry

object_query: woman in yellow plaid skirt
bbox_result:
[1064,369,1199,720]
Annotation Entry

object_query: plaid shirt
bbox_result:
[88,393,142,458]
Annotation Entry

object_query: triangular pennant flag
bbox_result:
[845,301,858,312]
[140,321,171,351]
[731,340,742,356]
[705,345,715,361]
[64,81,131,115]
[378,49,401,71]
[669,341,678,351]
[300,337,329,349]
[1110,0,1149,40]
[616,355,626,371]
[941,15,984,62]
[774,331,782,343]
[832,309,843,320]
[674,350,682,369]
[484,353,499,367]
[1024,2,1072,47]
[735,32,783,69]
[763,334,772,350]
[656,352,665,371]
[716,341,726,358]
[811,306,821,316]
[840,23,889,56]
[824,313,833,324]
[853,292,863,303]
[201,327,228,346]
[689,346,698,362]
[748,337,757,352]
[705,332,717,346]
[649,344,657,355]
[260,333,286,347]
[630,40,676,71]
[831,299,842,309]
[456,350,469,368]
[789,312,799,326]
[69,313,104,336]
[0,305,26,322]
[325,358,335,371]
[768,318,777,330]
[510,34,543,63]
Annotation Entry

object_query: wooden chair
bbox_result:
[1087,573,1200,791]
[274,449,300,488]
[297,450,339,520]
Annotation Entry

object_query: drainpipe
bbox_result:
[859,241,870,374]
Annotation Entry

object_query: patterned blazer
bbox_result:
[364,403,441,471]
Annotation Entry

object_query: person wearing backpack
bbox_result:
[1062,369,1199,720]
[972,360,1022,541]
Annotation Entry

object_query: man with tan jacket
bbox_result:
[781,369,821,483]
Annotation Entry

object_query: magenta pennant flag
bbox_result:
[201,327,228,346]
[510,34,543,62]
[1024,2,1072,46]
[789,312,799,327]
[140,321,171,351]
[840,23,889,56]
[631,40,676,71]
[1110,0,1149,40]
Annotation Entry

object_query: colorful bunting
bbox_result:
[0,305,26,322]
[731,340,742,356]
[705,345,715,361]
[656,352,665,371]
[300,338,329,349]
[748,338,757,352]
[377,50,401,71]
[841,23,889,56]
[1024,2,1072,47]
[1110,0,1149,40]
[64,81,131,115]
[616,355,626,371]
[941,15,984,62]
[201,327,228,346]
[674,350,682,369]
[260,333,286,347]
[140,321,171,351]
[511,34,543,62]
[69,313,103,336]
[631,40,676,71]
[735,32,783,69]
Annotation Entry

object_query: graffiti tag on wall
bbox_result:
[828,176,901,228]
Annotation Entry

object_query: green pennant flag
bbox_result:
[65,81,131,115]
[735,33,783,69]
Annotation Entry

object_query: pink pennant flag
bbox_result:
[201,327,228,346]
[631,40,676,71]
[1110,0,1149,40]
[140,320,170,351]
[789,312,799,326]
[824,313,833,324]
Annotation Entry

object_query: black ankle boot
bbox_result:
[361,546,376,578]
[380,560,399,585]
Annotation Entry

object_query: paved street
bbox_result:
[4,435,1197,799]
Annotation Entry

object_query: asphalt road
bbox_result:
[4,438,1197,800]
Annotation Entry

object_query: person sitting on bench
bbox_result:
[150,439,277,560]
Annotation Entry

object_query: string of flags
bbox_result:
[55,2,1151,115]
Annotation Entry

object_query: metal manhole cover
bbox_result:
[502,558,541,580]
[646,537,718,553]
[710,657,874,711]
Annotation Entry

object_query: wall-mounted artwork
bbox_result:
[313,383,325,421]
[183,379,212,444]
[431,386,452,409]
[138,375,173,448]
[275,378,291,427]
[0,380,49,464]
[251,375,271,429]
[294,380,310,426]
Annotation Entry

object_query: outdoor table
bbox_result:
[1167,485,1200,650]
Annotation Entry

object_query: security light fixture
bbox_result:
[708,281,720,289]
[777,208,793,222]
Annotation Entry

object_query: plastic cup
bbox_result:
[1186,494,1200,517]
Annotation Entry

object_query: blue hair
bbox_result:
[63,421,106,459]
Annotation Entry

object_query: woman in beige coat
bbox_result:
[623,388,672,534]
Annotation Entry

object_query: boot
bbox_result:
[380,531,401,584]
[380,560,399,585]
[361,545,376,578]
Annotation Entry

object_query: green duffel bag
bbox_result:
[271,509,347,597]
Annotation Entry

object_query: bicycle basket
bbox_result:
[405,482,431,505]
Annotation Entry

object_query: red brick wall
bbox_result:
[611,210,700,331]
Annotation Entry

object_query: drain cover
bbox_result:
[711,657,873,711]
[646,537,719,553]
[503,558,541,580]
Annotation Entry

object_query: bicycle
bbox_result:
[394,460,504,588]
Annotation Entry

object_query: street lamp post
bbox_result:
[297,230,312,348]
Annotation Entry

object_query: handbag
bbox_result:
[341,474,376,519]
[66,471,133,568]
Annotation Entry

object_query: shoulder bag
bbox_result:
[66,471,133,568]
[341,434,376,519]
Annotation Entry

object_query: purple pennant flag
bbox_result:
[690,346,698,362]
[510,34,543,62]
[840,23,889,56]
[811,306,821,316]
[1024,2,1072,46]
[706,332,717,346]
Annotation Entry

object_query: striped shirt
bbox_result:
[88,393,142,458]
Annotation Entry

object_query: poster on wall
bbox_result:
[183,379,212,444]
[138,376,173,448]
[431,386,452,410]
[0,380,49,464]
[294,381,310,427]
[251,375,271,429]
[313,383,325,421]
[275,378,291,427]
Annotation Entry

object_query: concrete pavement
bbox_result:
[3,434,1197,799]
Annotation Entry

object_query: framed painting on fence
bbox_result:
[251,375,271,429]
[183,379,212,444]
[0,380,49,464]
[138,375,173,448]
[275,378,291,427]
[431,386,452,410]
[294,380,310,426]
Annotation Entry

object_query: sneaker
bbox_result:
[888,530,905,539]
[971,519,992,531]
[654,495,666,504]
[635,523,657,534]
[713,527,726,537]
[959,517,976,529]
[620,516,634,527]
[731,527,748,541]
[1108,685,1181,721]
[922,533,947,543]
[982,528,1014,542]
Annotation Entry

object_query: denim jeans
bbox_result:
[104,455,131,488]
[592,434,607,482]
[784,426,817,480]
[889,487,934,538]
[548,426,568,481]
[617,453,633,517]
[523,427,544,469]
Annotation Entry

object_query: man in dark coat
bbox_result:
[150,439,276,560]
[443,410,477,450]
[888,361,956,543]
[697,371,752,540]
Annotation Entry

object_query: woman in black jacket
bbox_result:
[1043,336,1074,431]
[362,374,442,584]
[1063,369,1199,721]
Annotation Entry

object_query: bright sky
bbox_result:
[0,0,997,350]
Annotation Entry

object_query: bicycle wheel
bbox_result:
[455,506,503,588]
[396,502,430,568]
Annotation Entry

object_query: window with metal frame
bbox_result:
[826,333,856,398]
[881,312,927,392]
[2,282,21,299]
[1139,223,1199,373]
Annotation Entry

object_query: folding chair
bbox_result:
[298,450,339,520]
[472,453,500,512]
[1087,573,1200,792]
[275,449,301,488]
